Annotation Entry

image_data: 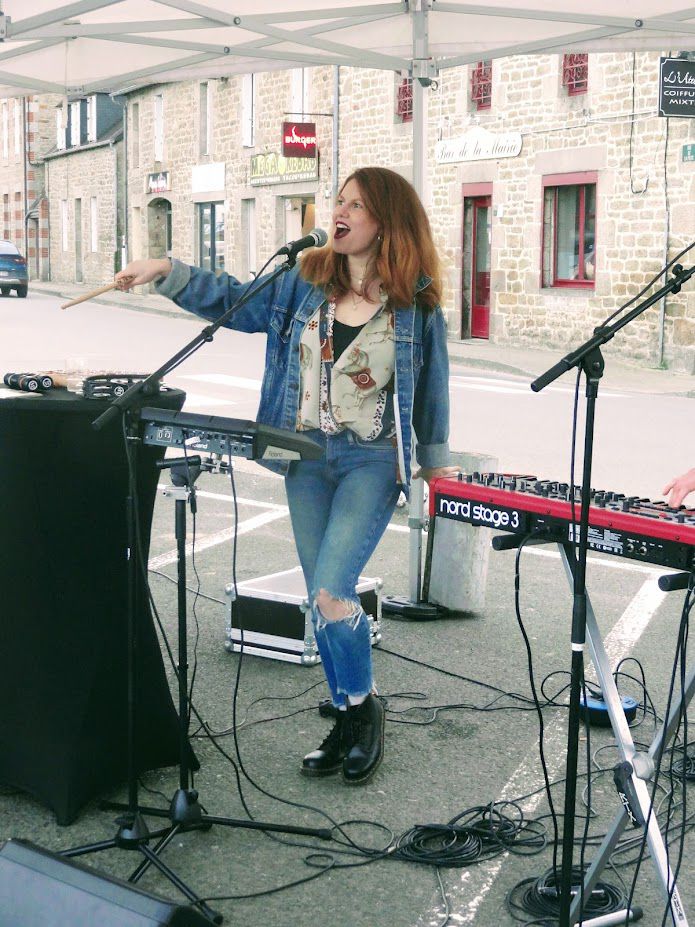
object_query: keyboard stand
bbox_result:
[554,542,692,927]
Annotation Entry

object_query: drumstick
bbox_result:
[60,280,128,310]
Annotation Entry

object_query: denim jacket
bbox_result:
[157,260,450,491]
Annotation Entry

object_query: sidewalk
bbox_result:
[34,279,695,398]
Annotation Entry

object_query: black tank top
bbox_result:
[333,318,366,360]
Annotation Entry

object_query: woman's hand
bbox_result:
[114,258,171,290]
[412,465,460,484]
[663,467,695,508]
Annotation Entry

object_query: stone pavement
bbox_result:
[33,279,695,398]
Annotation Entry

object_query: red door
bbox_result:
[470,196,491,339]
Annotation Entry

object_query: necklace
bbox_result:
[349,288,367,310]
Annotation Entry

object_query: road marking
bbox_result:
[178,392,239,409]
[450,375,629,399]
[602,576,667,664]
[148,507,289,569]
[416,572,666,927]
[524,545,663,576]
[180,372,263,390]
[154,489,660,576]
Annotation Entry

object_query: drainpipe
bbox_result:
[121,102,128,270]
[44,157,51,281]
[21,97,29,266]
[332,66,340,200]
[658,125,670,368]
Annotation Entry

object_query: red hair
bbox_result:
[300,167,442,310]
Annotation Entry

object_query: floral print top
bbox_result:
[297,296,396,441]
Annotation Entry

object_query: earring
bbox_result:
[376,233,383,242]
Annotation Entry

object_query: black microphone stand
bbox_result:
[63,253,331,923]
[530,263,694,927]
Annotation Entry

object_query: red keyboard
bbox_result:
[430,473,695,571]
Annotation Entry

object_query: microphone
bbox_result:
[277,228,328,260]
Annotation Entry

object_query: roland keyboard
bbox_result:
[430,472,695,571]
[140,407,323,462]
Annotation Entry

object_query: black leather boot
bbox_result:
[301,713,347,776]
[342,694,385,784]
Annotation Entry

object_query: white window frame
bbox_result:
[153,93,164,162]
[241,74,255,148]
[289,68,310,119]
[199,81,213,157]
[2,102,8,159]
[87,95,97,143]
[69,101,81,147]
[14,99,22,157]
[130,102,139,168]
[56,106,67,150]
[61,199,69,251]
[90,196,98,252]
[241,198,257,280]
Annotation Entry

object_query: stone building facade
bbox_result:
[9,51,694,372]
[124,68,334,286]
[0,95,55,281]
[43,94,124,287]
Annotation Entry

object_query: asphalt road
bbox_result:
[1,289,694,927]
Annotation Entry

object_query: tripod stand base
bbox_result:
[381,595,448,620]
[579,908,643,926]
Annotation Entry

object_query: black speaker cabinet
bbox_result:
[0,840,212,926]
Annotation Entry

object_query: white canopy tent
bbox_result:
[1,0,693,604]
[0,1,694,96]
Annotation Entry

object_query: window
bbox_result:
[471,60,492,110]
[198,201,225,273]
[153,93,164,161]
[131,102,140,168]
[396,77,413,123]
[87,95,97,142]
[289,68,310,119]
[562,53,588,95]
[61,199,69,251]
[56,106,67,150]
[69,101,81,146]
[2,102,8,159]
[14,99,22,157]
[242,74,255,147]
[90,196,98,252]
[241,198,257,280]
[199,81,212,157]
[542,173,596,288]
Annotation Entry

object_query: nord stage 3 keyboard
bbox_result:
[430,473,695,571]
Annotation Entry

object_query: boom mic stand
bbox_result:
[531,262,694,927]
[63,253,331,923]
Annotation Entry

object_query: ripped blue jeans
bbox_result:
[285,429,401,707]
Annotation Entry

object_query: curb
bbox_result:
[29,283,695,398]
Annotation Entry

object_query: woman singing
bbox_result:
[116,166,455,785]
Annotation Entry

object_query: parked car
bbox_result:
[0,240,28,297]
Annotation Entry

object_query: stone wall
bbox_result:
[46,142,122,286]
[0,95,56,280]
[29,50,695,372]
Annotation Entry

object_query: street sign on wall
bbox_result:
[281,122,317,158]
[659,57,695,118]
[250,152,319,185]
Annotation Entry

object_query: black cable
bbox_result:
[512,536,561,875]
[506,864,627,924]
[624,582,694,924]
[391,802,546,867]
[629,52,649,196]
[660,583,693,927]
